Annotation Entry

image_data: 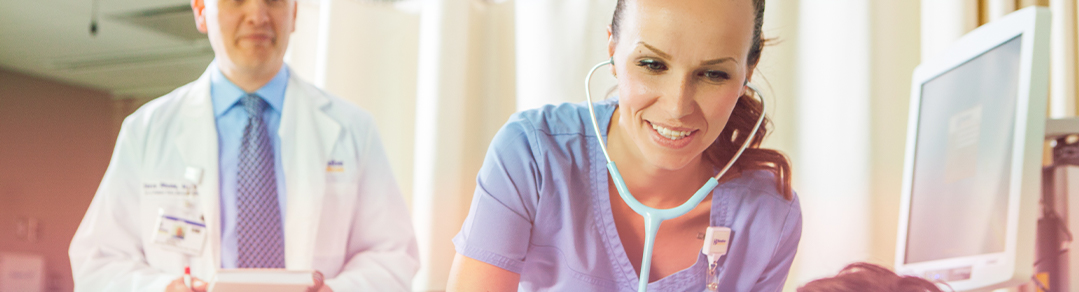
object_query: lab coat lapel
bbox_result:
[174,69,223,274]
[279,76,340,269]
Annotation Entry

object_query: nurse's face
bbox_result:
[194,0,296,74]
[608,0,756,171]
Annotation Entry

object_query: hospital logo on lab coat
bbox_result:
[327,160,345,173]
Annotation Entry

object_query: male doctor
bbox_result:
[68,0,418,291]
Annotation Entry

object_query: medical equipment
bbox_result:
[584,59,767,292]
[894,6,1049,291]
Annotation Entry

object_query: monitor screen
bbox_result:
[905,36,1023,264]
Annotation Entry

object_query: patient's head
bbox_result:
[798,262,947,292]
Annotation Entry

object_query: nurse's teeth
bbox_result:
[651,123,691,140]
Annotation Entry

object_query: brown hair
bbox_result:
[797,262,949,292]
[611,0,793,200]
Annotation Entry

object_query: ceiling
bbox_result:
[0,0,422,98]
[0,0,215,98]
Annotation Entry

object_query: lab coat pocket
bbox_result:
[312,180,359,277]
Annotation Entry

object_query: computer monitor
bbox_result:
[895,6,1050,291]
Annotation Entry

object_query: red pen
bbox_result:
[184,266,192,288]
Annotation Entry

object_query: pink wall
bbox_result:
[0,69,118,292]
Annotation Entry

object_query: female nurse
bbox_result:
[448,0,801,291]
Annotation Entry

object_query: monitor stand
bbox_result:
[1027,117,1079,292]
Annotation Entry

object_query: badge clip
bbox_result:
[702,226,731,291]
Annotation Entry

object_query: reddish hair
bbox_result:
[798,263,949,292]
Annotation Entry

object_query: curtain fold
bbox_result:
[1049,0,1077,117]
[514,0,616,111]
[791,0,873,285]
[411,0,517,290]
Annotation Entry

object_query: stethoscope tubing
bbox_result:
[584,59,766,292]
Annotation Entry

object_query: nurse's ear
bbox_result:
[741,65,757,96]
[607,25,617,77]
[192,0,208,34]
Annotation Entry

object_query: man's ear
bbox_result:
[192,0,208,33]
[291,0,298,33]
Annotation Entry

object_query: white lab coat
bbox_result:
[69,66,419,291]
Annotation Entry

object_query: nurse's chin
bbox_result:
[638,150,706,172]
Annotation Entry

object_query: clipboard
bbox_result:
[208,269,315,292]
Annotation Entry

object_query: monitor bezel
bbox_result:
[894,6,1050,291]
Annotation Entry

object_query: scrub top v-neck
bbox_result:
[453,98,802,292]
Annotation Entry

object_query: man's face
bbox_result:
[193,0,296,74]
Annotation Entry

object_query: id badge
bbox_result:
[702,226,732,291]
[703,227,731,257]
[152,209,207,256]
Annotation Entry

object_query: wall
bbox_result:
[868,0,921,270]
[0,68,118,292]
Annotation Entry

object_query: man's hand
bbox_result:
[165,276,207,292]
[308,271,333,292]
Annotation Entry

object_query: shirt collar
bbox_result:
[209,60,290,117]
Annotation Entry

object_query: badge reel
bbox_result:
[702,226,731,291]
[150,168,207,258]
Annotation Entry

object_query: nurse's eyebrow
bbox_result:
[638,42,671,59]
[700,57,736,65]
[639,42,736,65]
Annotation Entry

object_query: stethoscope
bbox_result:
[584,59,766,292]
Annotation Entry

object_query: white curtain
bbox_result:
[921,0,979,62]
[411,0,516,290]
[286,0,516,291]
[1049,0,1078,118]
[514,0,616,111]
[789,0,874,285]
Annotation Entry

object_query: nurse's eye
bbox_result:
[636,59,668,72]
[701,70,730,82]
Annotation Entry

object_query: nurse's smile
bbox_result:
[646,121,698,149]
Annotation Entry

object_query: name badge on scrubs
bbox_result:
[702,226,732,257]
[702,226,731,291]
[152,209,207,256]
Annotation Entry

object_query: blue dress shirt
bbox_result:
[210,62,290,269]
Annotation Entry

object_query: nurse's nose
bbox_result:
[658,74,696,119]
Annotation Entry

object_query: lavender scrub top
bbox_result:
[453,98,802,292]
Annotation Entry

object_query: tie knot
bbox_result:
[241,94,268,117]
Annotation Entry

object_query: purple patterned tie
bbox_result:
[236,94,285,268]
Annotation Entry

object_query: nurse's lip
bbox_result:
[646,121,696,149]
[647,121,695,133]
